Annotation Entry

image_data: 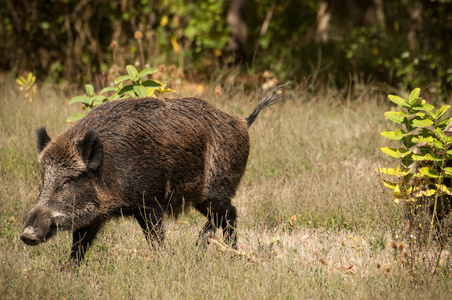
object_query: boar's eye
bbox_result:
[62,178,72,188]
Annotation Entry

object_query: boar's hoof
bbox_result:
[197,229,216,248]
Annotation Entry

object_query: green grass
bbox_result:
[1,76,451,299]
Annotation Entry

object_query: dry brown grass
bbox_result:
[1,76,451,299]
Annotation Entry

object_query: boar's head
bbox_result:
[20,127,103,246]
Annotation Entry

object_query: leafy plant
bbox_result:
[378,88,452,271]
[378,88,452,269]
[16,72,37,102]
[68,65,175,123]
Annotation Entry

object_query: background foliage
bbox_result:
[2,0,452,99]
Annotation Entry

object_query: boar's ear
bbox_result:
[77,129,103,171]
[37,127,51,154]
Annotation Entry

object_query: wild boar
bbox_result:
[20,84,288,262]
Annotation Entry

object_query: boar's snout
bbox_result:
[20,227,42,246]
[20,207,59,246]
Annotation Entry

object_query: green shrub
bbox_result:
[67,65,174,123]
[379,88,452,272]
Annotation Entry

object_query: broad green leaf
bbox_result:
[133,85,147,98]
[118,85,134,96]
[447,137,452,146]
[142,80,163,88]
[66,112,85,123]
[388,95,410,108]
[380,147,398,158]
[408,88,420,104]
[384,111,407,124]
[418,167,439,178]
[412,101,434,112]
[435,127,447,143]
[126,65,138,80]
[108,93,121,101]
[412,154,427,161]
[115,75,133,84]
[443,167,452,176]
[69,96,89,104]
[425,139,444,149]
[412,136,434,143]
[411,153,442,162]
[394,129,409,138]
[438,117,452,129]
[380,147,412,158]
[92,95,107,105]
[411,118,433,128]
[435,105,450,120]
[85,84,94,97]
[424,153,442,161]
[137,68,157,78]
[100,87,117,94]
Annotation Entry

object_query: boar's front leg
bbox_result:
[71,220,102,263]
[133,208,164,246]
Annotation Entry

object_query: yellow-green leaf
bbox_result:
[380,147,411,158]
[378,167,411,177]
[435,127,447,143]
[381,131,398,140]
[384,111,407,124]
[436,184,452,195]
[378,168,396,175]
[409,88,420,104]
[412,136,433,143]
[411,118,433,128]
[126,65,139,79]
[381,179,397,189]
[393,184,406,200]
[388,95,410,108]
[444,167,452,176]
[85,84,94,97]
[418,167,439,178]
[66,112,85,123]
[435,105,450,120]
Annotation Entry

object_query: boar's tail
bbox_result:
[246,82,291,127]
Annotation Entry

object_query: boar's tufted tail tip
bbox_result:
[246,81,292,127]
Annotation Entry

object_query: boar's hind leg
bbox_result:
[133,208,164,246]
[71,221,102,263]
[197,201,237,249]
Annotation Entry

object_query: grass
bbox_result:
[1,75,451,299]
